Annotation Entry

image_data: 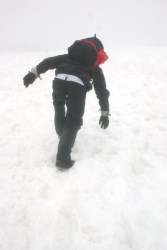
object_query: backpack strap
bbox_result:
[81,40,108,67]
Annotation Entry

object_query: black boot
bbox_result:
[56,159,75,170]
[56,127,78,169]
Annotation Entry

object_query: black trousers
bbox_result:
[52,78,86,162]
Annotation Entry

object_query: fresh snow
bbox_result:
[0,48,167,250]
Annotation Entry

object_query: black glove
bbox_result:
[23,72,36,88]
[99,111,109,129]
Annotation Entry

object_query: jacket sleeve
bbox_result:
[92,67,110,111]
[36,54,68,74]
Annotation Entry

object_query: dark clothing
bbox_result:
[57,127,78,162]
[37,54,109,110]
[52,78,86,134]
[52,78,86,162]
[23,36,110,168]
[35,54,110,163]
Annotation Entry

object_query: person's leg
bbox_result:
[56,127,78,166]
[65,82,86,129]
[52,79,66,137]
[56,82,86,168]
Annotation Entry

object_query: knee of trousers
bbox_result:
[65,118,83,130]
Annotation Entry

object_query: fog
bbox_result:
[0,0,167,50]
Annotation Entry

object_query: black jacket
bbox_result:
[36,54,110,111]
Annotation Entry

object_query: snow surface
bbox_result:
[0,48,167,250]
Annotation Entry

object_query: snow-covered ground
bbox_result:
[0,47,167,250]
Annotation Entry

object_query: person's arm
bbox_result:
[93,66,110,129]
[23,54,68,87]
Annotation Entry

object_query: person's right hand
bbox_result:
[23,72,36,88]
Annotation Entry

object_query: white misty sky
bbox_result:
[0,0,167,50]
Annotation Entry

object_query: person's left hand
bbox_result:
[99,111,109,129]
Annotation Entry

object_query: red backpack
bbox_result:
[68,36,108,68]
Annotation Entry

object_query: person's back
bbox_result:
[23,35,110,170]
